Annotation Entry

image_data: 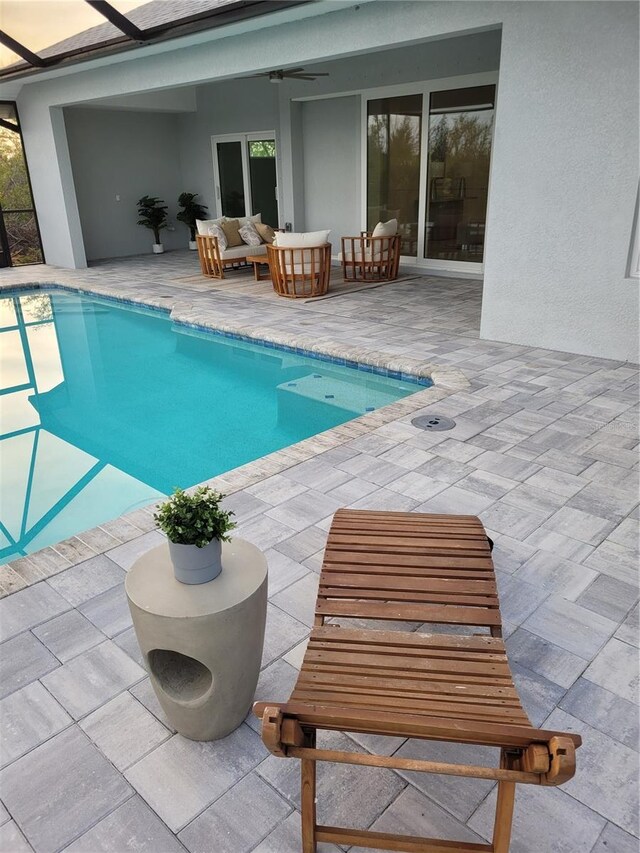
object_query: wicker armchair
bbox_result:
[266,242,332,298]
[341,231,401,282]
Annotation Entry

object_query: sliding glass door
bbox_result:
[425,85,495,263]
[212,133,278,227]
[365,78,496,270]
[367,95,422,257]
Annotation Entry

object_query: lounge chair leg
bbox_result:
[492,750,516,853]
[301,757,317,853]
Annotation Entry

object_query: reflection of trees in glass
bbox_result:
[429,113,493,177]
[0,126,43,265]
[249,140,276,158]
[367,113,421,232]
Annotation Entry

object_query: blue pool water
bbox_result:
[0,289,426,564]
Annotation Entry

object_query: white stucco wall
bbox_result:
[7,1,639,361]
[302,96,360,245]
[177,79,280,219]
[65,108,186,260]
[479,2,639,362]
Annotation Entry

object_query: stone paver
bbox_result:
[0,256,637,851]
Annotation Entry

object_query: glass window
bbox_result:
[367,94,422,257]
[425,85,495,263]
[248,139,277,227]
[0,102,44,266]
[217,141,246,218]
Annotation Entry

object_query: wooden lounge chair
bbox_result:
[254,509,581,853]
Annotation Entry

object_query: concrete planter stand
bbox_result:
[125,539,267,741]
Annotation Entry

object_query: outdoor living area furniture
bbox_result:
[267,230,332,298]
[254,508,581,853]
[196,234,267,279]
[341,231,401,282]
[246,254,270,281]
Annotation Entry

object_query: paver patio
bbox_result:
[0,251,638,852]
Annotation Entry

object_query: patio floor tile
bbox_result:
[64,796,183,853]
[541,506,616,546]
[468,784,605,853]
[522,596,617,658]
[252,811,341,853]
[582,637,640,704]
[559,678,639,750]
[506,629,587,688]
[78,582,132,638]
[352,784,484,852]
[514,551,597,600]
[394,739,498,822]
[0,726,132,853]
[0,682,71,769]
[46,555,125,607]
[576,574,639,622]
[0,582,70,644]
[591,822,640,853]
[125,724,266,832]
[0,633,59,700]
[545,708,639,835]
[104,530,165,571]
[511,663,566,727]
[270,572,319,627]
[32,609,104,662]
[261,603,309,668]
[257,730,406,828]
[0,821,33,852]
[41,640,145,719]
[79,691,171,770]
[178,772,291,853]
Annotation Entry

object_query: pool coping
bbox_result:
[0,280,469,597]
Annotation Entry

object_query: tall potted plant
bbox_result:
[177,192,209,250]
[137,195,168,254]
[154,486,236,584]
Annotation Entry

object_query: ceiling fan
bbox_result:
[244,67,329,83]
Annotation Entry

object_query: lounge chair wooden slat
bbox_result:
[254,509,581,852]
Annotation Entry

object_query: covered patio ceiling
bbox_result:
[0,0,305,81]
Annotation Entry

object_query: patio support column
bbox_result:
[278,91,305,232]
[17,101,87,269]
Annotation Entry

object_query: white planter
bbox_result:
[189,240,198,251]
[168,539,222,584]
[152,243,165,254]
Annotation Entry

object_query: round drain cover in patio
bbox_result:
[411,414,456,431]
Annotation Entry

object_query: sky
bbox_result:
[0,0,147,66]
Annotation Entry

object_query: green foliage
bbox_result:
[136,195,168,244]
[248,140,276,158]
[154,486,236,548]
[0,127,43,265]
[176,192,208,241]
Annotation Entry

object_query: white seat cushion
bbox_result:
[220,244,266,260]
[274,230,330,248]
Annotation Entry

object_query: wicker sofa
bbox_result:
[196,214,270,279]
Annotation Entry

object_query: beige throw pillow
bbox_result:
[221,219,243,248]
[255,222,276,244]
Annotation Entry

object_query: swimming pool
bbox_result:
[0,289,428,564]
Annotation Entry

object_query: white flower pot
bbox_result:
[189,240,198,250]
[168,539,222,584]
[152,243,165,254]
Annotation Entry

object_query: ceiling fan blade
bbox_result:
[286,75,317,81]
[243,73,269,78]
[284,67,305,74]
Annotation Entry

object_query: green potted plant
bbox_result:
[137,195,168,254]
[154,486,236,584]
[177,192,209,250]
